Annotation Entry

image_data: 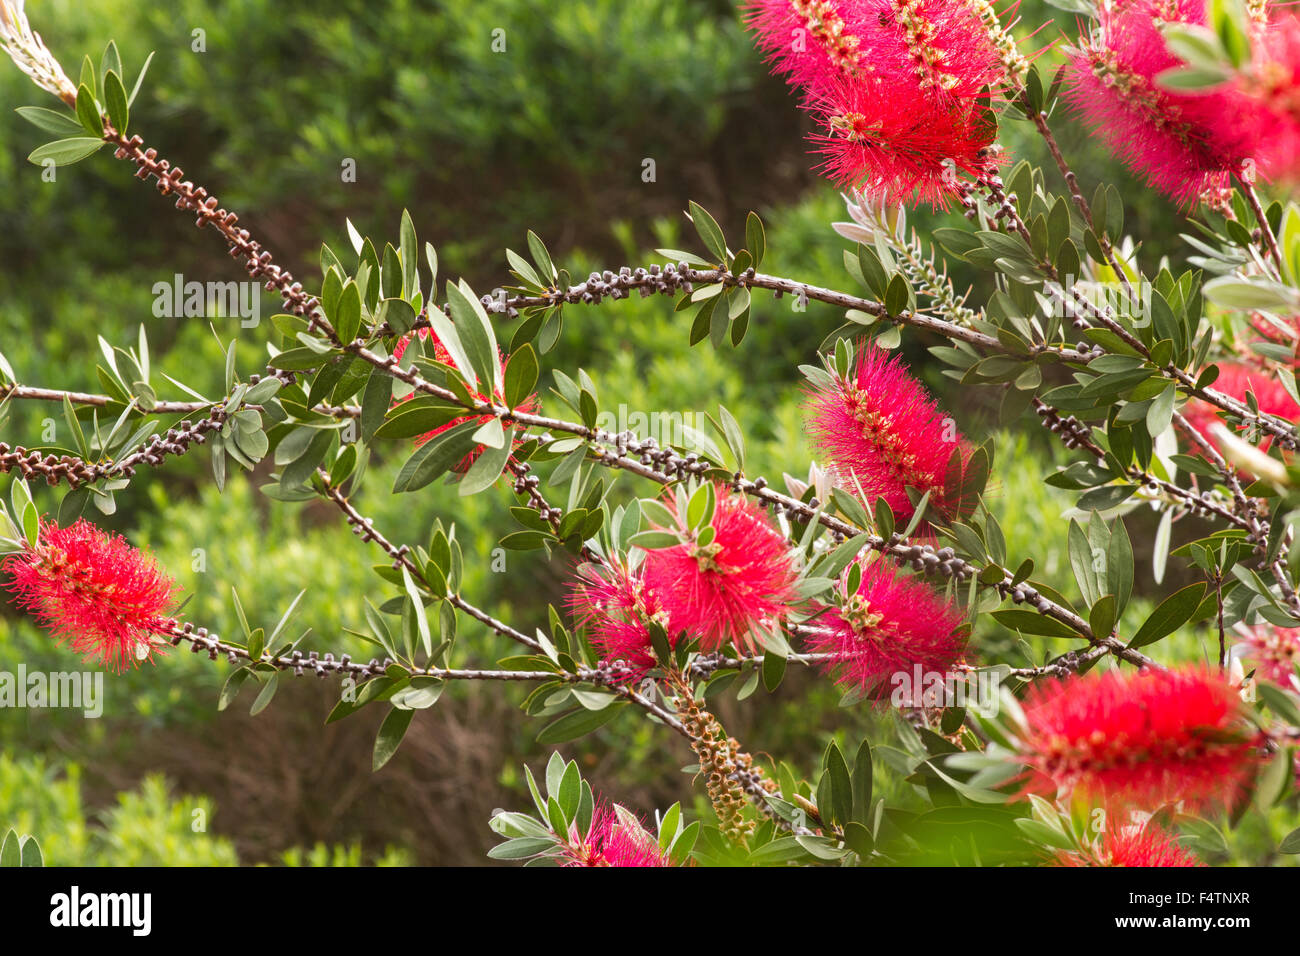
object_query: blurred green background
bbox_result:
[1,0,1291,865]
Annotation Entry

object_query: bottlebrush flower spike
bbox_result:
[806,556,967,698]
[568,558,666,681]
[1053,824,1204,867]
[1239,13,1300,182]
[641,486,799,654]
[1234,623,1300,690]
[744,0,1015,205]
[1063,0,1263,206]
[1179,363,1300,452]
[563,804,672,867]
[3,518,178,672]
[805,343,972,521]
[391,328,537,471]
[1016,667,1257,811]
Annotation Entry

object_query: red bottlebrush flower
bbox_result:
[1016,667,1256,811]
[744,0,1014,205]
[809,72,1000,206]
[568,558,666,681]
[641,487,798,654]
[3,518,178,672]
[806,556,967,698]
[391,328,537,471]
[805,344,971,522]
[563,804,672,867]
[1244,13,1300,181]
[1235,624,1300,690]
[1180,363,1300,452]
[1063,0,1264,206]
[1053,824,1204,867]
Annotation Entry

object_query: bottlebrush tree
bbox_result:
[3,0,1300,867]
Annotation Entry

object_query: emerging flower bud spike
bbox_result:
[3,517,180,673]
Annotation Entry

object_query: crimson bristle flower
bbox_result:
[3,518,178,673]
[1053,824,1204,867]
[806,556,967,697]
[568,558,666,681]
[1180,363,1300,452]
[1063,0,1263,206]
[641,486,798,654]
[563,804,672,867]
[805,344,971,522]
[391,328,537,471]
[1016,667,1257,811]
[1245,13,1300,181]
[1236,623,1300,690]
[745,0,1015,206]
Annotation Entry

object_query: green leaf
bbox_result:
[536,704,624,744]
[15,107,84,136]
[249,673,280,716]
[75,83,102,136]
[1127,583,1206,648]
[503,344,538,410]
[0,830,18,868]
[392,419,480,493]
[335,280,362,344]
[459,427,512,496]
[27,137,103,166]
[102,70,128,134]
[373,706,416,771]
[990,609,1080,638]
[745,211,766,267]
[127,51,155,106]
[445,280,500,395]
[688,201,728,263]
[20,836,43,867]
[1279,827,1300,854]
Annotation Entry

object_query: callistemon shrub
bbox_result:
[4,0,1300,875]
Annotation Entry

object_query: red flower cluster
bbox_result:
[805,344,971,521]
[1016,666,1256,811]
[3,518,178,672]
[642,488,799,654]
[562,804,672,867]
[745,0,1014,204]
[1063,2,1300,204]
[391,328,537,471]
[1236,623,1300,690]
[570,487,798,670]
[1053,825,1204,867]
[1064,0,1262,207]
[568,558,665,681]
[807,556,967,697]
